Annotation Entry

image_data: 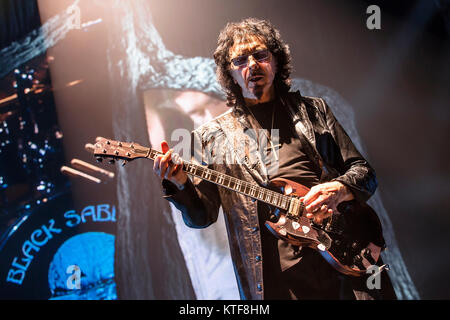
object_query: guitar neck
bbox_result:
[141,146,290,210]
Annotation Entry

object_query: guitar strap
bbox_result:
[280,91,334,183]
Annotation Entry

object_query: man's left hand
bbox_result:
[302,181,354,224]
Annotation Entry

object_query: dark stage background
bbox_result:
[0,0,448,299]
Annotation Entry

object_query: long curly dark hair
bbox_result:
[213,18,292,107]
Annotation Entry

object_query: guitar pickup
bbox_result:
[287,197,301,217]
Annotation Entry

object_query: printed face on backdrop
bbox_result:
[228,37,277,102]
[174,91,227,129]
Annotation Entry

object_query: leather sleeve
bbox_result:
[319,98,378,203]
[161,130,221,228]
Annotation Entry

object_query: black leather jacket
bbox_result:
[162,91,377,299]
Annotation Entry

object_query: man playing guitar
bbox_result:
[151,18,396,300]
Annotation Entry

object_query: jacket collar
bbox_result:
[223,90,324,184]
[232,90,317,147]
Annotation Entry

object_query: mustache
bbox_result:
[247,72,265,85]
[249,71,264,77]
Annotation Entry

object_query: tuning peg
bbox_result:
[96,157,103,163]
[108,159,115,164]
[121,160,127,167]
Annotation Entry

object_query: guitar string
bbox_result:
[108,143,290,209]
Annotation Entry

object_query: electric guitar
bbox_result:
[93,137,388,277]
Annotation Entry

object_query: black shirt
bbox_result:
[246,98,319,188]
[247,97,321,299]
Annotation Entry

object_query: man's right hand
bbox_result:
[153,141,188,190]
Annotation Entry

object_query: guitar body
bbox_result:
[264,178,385,277]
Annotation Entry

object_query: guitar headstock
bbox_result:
[93,137,148,164]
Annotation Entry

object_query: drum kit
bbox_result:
[0,61,63,222]
[0,59,114,234]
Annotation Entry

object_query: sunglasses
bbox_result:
[230,49,270,67]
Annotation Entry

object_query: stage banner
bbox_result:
[0,192,117,300]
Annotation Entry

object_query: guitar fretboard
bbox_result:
[144,147,291,210]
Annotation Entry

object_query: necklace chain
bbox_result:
[245,101,279,161]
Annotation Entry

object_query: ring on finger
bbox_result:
[313,204,327,213]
